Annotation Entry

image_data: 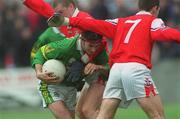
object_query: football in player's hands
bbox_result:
[47,12,64,27]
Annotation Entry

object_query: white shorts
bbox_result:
[38,82,77,111]
[103,62,159,108]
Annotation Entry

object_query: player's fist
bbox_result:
[47,13,64,27]
[84,63,103,75]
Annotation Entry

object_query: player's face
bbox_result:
[54,3,74,17]
[82,40,102,56]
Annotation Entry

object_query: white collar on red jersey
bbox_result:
[136,11,152,15]
[72,8,80,17]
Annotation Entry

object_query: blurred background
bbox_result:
[0,0,179,119]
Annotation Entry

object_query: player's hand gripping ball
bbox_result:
[42,59,66,82]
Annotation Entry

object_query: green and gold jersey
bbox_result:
[32,35,109,69]
[31,27,65,64]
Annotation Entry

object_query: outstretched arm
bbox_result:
[69,17,117,39]
[22,0,54,18]
[151,18,180,42]
[47,13,117,39]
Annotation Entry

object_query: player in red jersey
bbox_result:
[47,0,180,118]
[22,0,92,37]
[21,0,107,119]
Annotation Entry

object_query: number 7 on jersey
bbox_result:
[124,19,141,43]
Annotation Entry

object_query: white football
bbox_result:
[42,59,66,81]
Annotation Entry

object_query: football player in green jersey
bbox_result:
[25,0,109,118]
[32,31,109,119]
[27,0,108,118]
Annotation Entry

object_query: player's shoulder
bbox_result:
[45,38,74,52]
[42,27,59,35]
[56,35,80,52]
[151,18,166,30]
[59,35,79,47]
[77,11,92,18]
[65,35,79,41]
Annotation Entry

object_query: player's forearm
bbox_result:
[99,63,109,73]
[23,0,54,18]
[97,64,109,81]
[152,27,180,42]
[32,49,46,68]
[69,17,115,39]
[35,64,46,81]
[35,64,43,75]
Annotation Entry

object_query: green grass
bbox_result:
[115,103,180,119]
[0,103,179,119]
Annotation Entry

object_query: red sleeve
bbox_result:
[23,0,54,18]
[69,17,116,39]
[151,27,180,42]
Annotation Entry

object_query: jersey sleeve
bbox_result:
[32,39,72,67]
[32,42,59,67]
[30,28,52,65]
[30,27,65,64]
[151,18,180,42]
[69,17,117,39]
[23,0,54,18]
[35,27,65,47]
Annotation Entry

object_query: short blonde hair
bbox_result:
[53,0,77,8]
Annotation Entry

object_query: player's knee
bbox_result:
[81,106,89,116]
[82,106,96,118]
[75,106,84,117]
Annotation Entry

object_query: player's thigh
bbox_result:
[48,100,74,119]
[136,95,164,116]
[83,81,105,110]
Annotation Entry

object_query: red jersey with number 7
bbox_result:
[109,15,155,68]
[70,11,180,68]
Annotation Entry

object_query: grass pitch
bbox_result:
[0,103,179,119]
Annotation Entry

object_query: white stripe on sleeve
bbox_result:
[105,19,118,25]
